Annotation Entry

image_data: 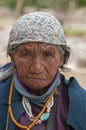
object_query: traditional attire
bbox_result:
[0,63,86,130]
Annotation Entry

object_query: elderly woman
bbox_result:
[0,12,86,130]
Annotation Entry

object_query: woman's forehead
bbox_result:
[18,42,57,50]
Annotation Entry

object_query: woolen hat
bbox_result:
[8,12,66,46]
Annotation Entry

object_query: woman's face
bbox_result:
[11,42,64,95]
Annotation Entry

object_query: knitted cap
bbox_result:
[8,12,66,46]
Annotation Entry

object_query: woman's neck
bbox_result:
[29,86,50,96]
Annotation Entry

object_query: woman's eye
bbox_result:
[21,51,32,57]
[43,52,52,57]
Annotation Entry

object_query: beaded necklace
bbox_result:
[22,95,54,124]
[6,75,57,130]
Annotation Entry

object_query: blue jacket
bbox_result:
[0,75,86,130]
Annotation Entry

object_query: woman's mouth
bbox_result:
[28,77,46,82]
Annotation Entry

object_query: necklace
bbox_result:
[22,95,54,124]
[7,74,57,130]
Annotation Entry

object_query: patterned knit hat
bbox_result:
[8,12,66,46]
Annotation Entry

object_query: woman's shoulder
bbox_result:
[67,76,86,94]
[0,62,14,81]
[61,74,86,103]
[0,75,12,94]
[61,74,86,93]
[0,62,12,92]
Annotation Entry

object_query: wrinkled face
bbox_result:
[11,42,64,94]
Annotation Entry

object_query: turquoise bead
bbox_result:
[40,112,50,121]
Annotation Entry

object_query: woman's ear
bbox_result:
[59,57,64,67]
[10,54,16,67]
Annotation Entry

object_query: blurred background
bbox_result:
[0,0,86,88]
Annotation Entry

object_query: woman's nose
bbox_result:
[30,57,43,74]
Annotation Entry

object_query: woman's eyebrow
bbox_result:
[41,46,56,51]
[18,46,33,51]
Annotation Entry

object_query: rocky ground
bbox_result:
[0,8,86,89]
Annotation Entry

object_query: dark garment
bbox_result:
[0,75,86,130]
[15,84,72,130]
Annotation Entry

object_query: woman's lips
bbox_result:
[28,77,46,81]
